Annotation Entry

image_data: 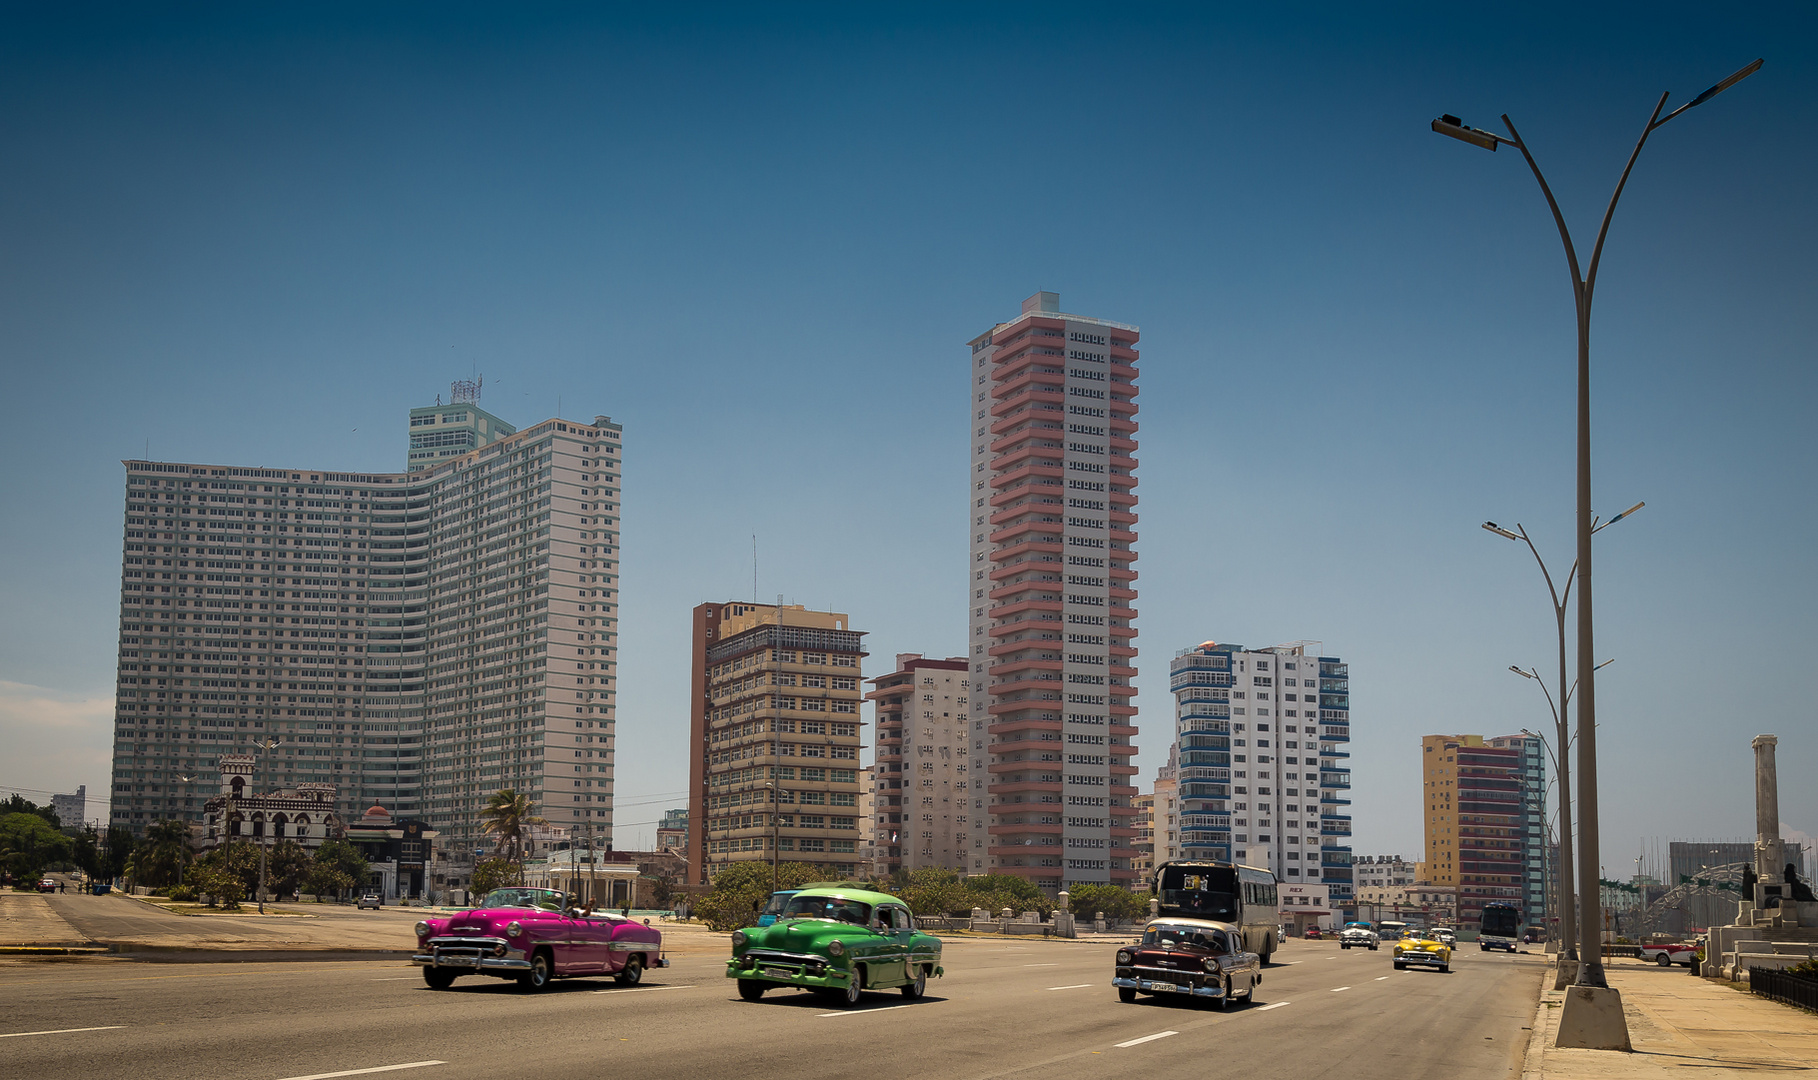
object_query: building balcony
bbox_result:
[988,821,1061,835]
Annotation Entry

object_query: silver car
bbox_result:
[358,893,383,910]
[1338,923,1380,951]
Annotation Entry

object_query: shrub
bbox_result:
[167,885,196,903]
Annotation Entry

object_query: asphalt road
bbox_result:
[0,937,1542,1080]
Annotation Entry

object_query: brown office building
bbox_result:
[1421,734,1525,931]
[688,602,868,884]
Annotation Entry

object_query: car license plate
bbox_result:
[441,956,476,966]
[1148,981,1177,992]
[762,966,793,979]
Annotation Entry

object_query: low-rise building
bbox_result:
[656,808,687,853]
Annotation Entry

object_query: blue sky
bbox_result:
[2,4,1812,870]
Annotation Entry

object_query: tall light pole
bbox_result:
[1488,511,1637,966]
[764,781,789,895]
[248,736,282,914]
[1435,58,1761,996]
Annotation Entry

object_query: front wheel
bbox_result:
[1341,942,1350,950]
[900,966,926,998]
[616,955,644,985]
[1368,943,1378,951]
[737,979,766,1001]
[517,950,553,992]
[839,973,863,1007]
[1118,987,1138,1003]
[1393,961,1406,971]
[423,967,457,990]
[1440,962,1451,973]
[1216,978,1233,1011]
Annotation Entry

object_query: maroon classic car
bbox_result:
[414,887,666,991]
[1112,919,1263,1010]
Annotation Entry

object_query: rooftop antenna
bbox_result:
[451,376,481,405]
[753,535,758,603]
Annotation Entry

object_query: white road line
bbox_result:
[1022,963,1060,967]
[593,985,694,995]
[1254,1001,1290,1012]
[0,1026,126,1039]
[1375,976,1390,981]
[1046,984,1094,991]
[1115,1031,1179,1049]
[1330,986,1350,992]
[273,1063,445,1080]
[370,977,418,981]
[818,1004,915,1017]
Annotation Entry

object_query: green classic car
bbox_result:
[726,887,943,1007]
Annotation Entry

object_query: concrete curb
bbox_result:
[1521,982,1556,1080]
[0,945,109,955]
[102,945,417,963]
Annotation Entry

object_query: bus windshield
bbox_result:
[1157,865,1240,922]
[1480,905,1522,939]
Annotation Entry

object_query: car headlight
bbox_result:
[506,921,522,938]
[1203,957,1222,972]
[414,921,429,938]
[827,940,844,957]
[1116,950,1132,965]
[731,930,746,947]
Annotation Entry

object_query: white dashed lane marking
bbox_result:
[1254,1001,1290,1012]
[1047,984,1094,990]
[0,1027,126,1039]
[1115,1031,1179,1048]
[1331,986,1350,992]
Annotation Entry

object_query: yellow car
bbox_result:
[1391,928,1453,973]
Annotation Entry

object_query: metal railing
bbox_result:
[1749,968,1818,1013]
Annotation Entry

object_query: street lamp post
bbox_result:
[249,736,282,915]
[1435,58,1760,996]
[764,781,789,895]
[1487,512,1639,968]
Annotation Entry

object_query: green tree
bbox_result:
[898,868,970,916]
[2,812,72,883]
[302,863,354,901]
[102,826,135,882]
[2,795,60,829]
[133,819,194,888]
[189,843,262,896]
[310,838,370,899]
[470,856,518,900]
[1066,883,1148,923]
[695,861,826,931]
[265,839,312,898]
[71,827,101,880]
[187,863,245,908]
[479,789,547,875]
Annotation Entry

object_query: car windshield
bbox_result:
[780,896,872,924]
[1142,924,1226,952]
[761,892,798,917]
[480,888,567,911]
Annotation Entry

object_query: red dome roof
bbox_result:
[363,804,392,819]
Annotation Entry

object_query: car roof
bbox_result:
[790,887,903,906]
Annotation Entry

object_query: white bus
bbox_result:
[1153,861,1281,963]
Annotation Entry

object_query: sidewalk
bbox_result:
[0,892,97,949]
[1526,955,1818,1078]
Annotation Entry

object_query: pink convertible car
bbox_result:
[414,887,666,991]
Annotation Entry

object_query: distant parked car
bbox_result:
[1432,926,1457,946]
[1304,926,1323,940]
[358,893,383,910]
[1640,942,1699,968]
[38,878,57,893]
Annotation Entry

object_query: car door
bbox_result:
[889,904,923,983]
[866,904,905,986]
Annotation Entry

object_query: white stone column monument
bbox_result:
[1753,734,1783,911]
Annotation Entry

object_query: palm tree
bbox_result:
[139,818,194,888]
[480,789,546,879]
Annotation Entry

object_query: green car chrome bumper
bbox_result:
[727,951,852,989]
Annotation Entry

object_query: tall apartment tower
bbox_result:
[866,654,971,874]
[1421,734,1525,931]
[407,380,517,472]
[967,291,1140,892]
[1168,641,1353,908]
[1488,733,1548,929]
[687,602,868,884]
[109,404,620,854]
